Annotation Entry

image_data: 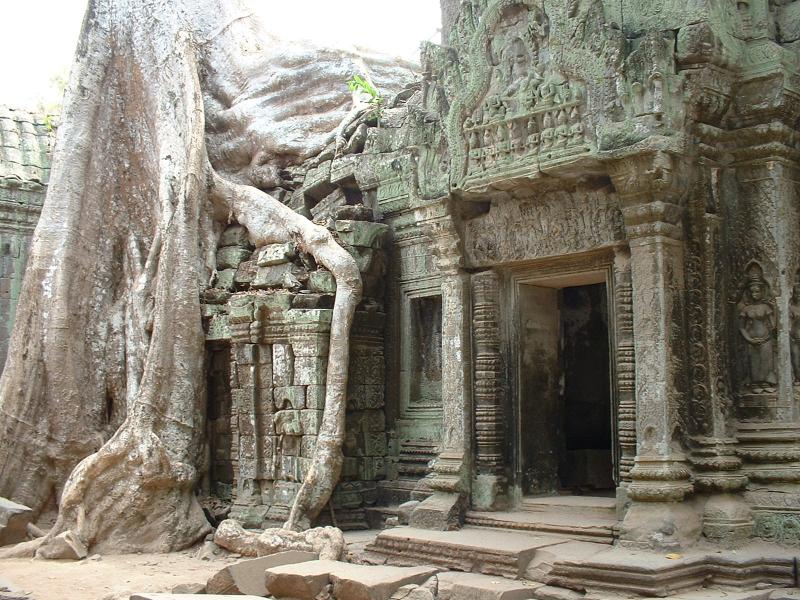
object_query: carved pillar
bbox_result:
[613,248,636,483]
[471,270,506,510]
[683,159,751,544]
[609,152,696,550]
[410,199,471,530]
[727,130,800,543]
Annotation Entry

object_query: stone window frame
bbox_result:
[398,279,445,421]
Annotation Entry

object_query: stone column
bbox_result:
[410,199,472,530]
[609,152,696,550]
[471,270,507,511]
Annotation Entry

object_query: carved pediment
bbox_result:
[446,0,606,194]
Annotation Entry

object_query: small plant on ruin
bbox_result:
[347,74,384,125]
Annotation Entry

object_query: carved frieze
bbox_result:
[464,190,623,267]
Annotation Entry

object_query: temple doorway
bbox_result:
[517,276,615,498]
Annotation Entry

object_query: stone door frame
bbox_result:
[502,248,621,505]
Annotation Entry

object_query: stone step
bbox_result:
[264,558,437,600]
[535,544,797,597]
[437,571,543,599]
[519,495,617,520]
[364,526,569,579]
[465,510,617,544]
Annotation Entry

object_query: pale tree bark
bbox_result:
[0,0,411,556]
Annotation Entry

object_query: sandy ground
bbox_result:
[0,531,380,600]
[0,549,237,600]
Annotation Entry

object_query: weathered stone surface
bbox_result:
[206,550,318,595]
[257,242,297,267]
[131,595,265,600]
[251,263,303,290]
[330,563,438,600]
[35,530,87,560]
[0,497,33,547]
[264,559,338,600]
[170,583,206,594]
[532,586,584,600]
[217,246,253,270]
[265,560,437,600]
[437,571,541,600]
[335,220,389,249]
[219,224,251,248]
[308,269,336,294]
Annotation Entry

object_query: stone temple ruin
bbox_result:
[3,0,800,597]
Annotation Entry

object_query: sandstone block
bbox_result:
[330,563,438,600]
[217,246,253,270]
[335,220,389,249]
[301,409,324,435]
[294,356,327,386]
[308,269,336,294]
[251,262,303,290]
[265,559,339,599]
[207,550,318,595]
[336,204,375,221]
[306,385,326,409]
[234,260,258,286]
[437,571,540,600]
[275,410,302,436]
[131,595,265,600]
[274,386,306,410]
[213,268,236,291]
[0,497,33,547]
[257,242,296,266]
[35,530,87,560]
[272,344,294,386]
[291,335,330,357]
[301,435,317,458]
[219,224,251,247]
[288,308,334,327]
[170,583,206,594]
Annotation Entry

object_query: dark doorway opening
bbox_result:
[206,343,233,500]
[519,280,614,497]
[558,283,614,493]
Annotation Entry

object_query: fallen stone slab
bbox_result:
[265,559,438,600]
[207,550,318,595]
[265,559,339,600]
[533,586,584,600]
[170,583,206,594]
[35,530,87,560]
[437,571,541,600]
[0,498,33,547]
[330,563,438,600]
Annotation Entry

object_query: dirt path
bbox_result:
[0,550,237,600]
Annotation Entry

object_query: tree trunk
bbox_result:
[0,0,409,555]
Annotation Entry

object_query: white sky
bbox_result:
[0,0,442,111]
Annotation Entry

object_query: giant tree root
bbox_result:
[213,519,345,561]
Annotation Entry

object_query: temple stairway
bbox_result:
[465,495,618,544]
